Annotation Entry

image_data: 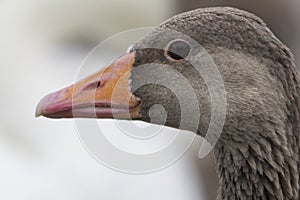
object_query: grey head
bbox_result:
[35,7,300,200]
[129,7,300,200]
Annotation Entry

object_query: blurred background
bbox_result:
[0,0,299,200]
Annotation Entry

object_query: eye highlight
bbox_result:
[164,39,191,61]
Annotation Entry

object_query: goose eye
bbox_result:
[165,39,190,61]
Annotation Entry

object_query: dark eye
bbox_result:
[165,39,190,61]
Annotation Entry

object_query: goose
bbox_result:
[36,7,300,200]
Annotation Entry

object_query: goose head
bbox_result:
[36,7,300,199]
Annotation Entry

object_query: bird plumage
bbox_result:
[36,7,300,200]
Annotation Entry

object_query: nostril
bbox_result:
[84,81,103,90]
[96,81,101,88]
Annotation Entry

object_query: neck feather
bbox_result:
[207,45,300,199]
[214,119,299,200]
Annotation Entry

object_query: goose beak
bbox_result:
[35,52,141,119]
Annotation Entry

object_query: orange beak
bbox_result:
[35,52,141,119]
